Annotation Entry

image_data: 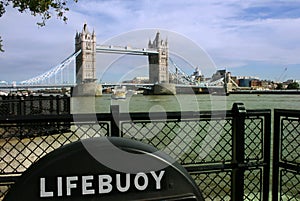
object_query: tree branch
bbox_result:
[0,0,78,51]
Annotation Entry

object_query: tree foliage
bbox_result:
[287,82,299,89]
[276,83,283,90]
[0,0,78,52]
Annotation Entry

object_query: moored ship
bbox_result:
[111,86,127,99]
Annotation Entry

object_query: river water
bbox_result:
[71,94,300,113]
[71,93,300,199]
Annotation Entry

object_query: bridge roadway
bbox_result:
[96,45,159,55]
[0,83,154,90]
[0,84,77,89]
[102,83,223,89]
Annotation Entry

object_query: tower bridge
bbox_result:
[0,24,231,95]
[73,24,171,95]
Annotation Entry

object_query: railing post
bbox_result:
[22,96,26,115]
[64,95,71,114]
[231,102,246,200]
[11,96,14,115]
[272,110,280,201]
[56,95,61,115]
[39,95,43,114]
[30,95,34,114]
[263,109,271,201]
[17,96,23,115]
[110,105,121,137]
[50,95,54,114]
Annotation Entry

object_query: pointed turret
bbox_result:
[83,23,88,33]
[148,39,152,47]
[154,31,160,47]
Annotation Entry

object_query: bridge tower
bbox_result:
[148,32,169,83]
[74,24,101,96]
[75,23,97,83]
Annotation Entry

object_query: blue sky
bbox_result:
[1,0,300,83]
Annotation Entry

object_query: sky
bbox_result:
[1,0,300,83]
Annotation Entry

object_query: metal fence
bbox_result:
[273,109,300,201]
[0,114,110,200]
[0,102,273,200]
[118,103,271,201]
[0,95,70,116]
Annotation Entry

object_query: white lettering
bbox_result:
[66,176,78,196]
[134,173,148,191]
[40,178,54,197]
[82,175,95,195]
[57,177,62,197]
[150,171,165,189]
[99,175,112,194]
[116,174,130,192]
[39,170,165,197]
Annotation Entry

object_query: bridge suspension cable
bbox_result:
[169,57,197,85]
[20,50,81,85]
[169,57,230,87]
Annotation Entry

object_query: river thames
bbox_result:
[71,94,300,113]
[71,93,300,200]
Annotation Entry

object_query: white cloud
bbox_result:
[1,0,300,81]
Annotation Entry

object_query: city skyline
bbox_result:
[1,0,300,82]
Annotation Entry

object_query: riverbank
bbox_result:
[70,93,300,114]
[230,89,300,94]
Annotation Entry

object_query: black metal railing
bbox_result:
[273,109,300,201]
[0,103,273,200]
[0,95,70,116]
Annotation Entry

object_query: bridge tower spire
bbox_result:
[75,23,97,84]
[148,31,169,83]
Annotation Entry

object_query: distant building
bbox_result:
[0,81,8,85]
[123,76,149,84]
[282,79,294,89]
[239,79,252,87]
[133,76,149,83]
[261,80,274,90]
[283,79,295,85]
[191,67,204,82]
[250,79,262,88]
[237,76,259,80]
[211,70,226,81]
[237,76,260,88]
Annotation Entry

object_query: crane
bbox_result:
[277,67,288,82]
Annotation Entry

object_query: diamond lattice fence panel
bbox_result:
[122,118,232,165]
